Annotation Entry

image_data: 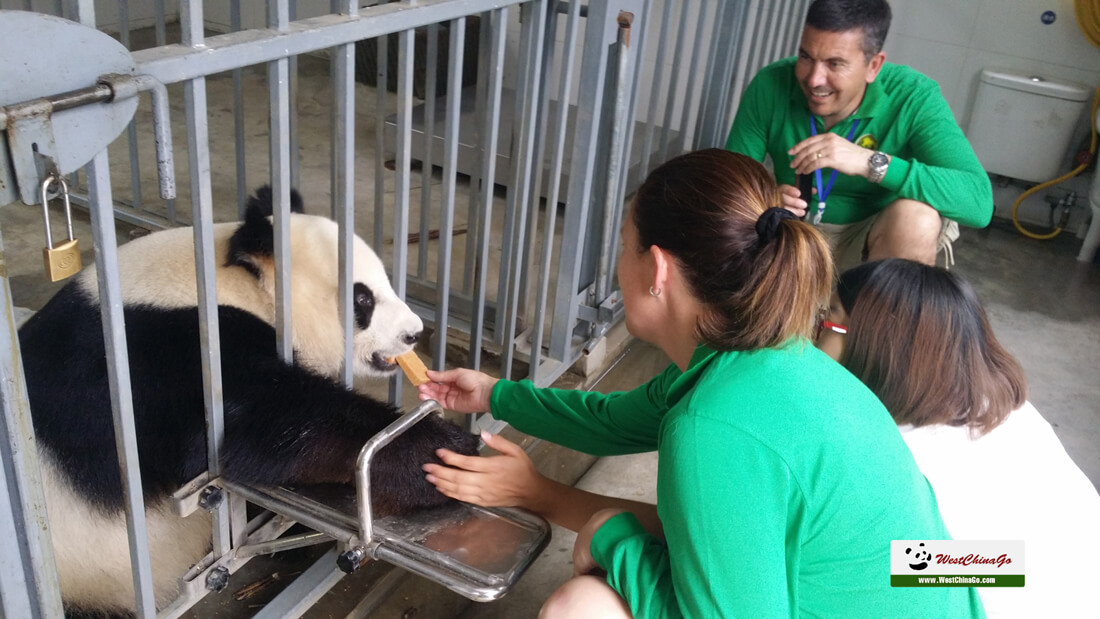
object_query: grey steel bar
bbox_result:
[374,34,387,251]
[233,532,329,560]
[746,0,772,80]
[155,0,166,46]
[390,27,415,404]
[468,7,507,372]
[529,0,581,381]
[638,0,673,176]
[68,0,159,612]
[609,0,651,258]
[132,0,528,85]
[269,0,294,364]
[500,0,547,379]
[462,11,493,295]
[289,0,301,191]
[771,0,794,63]
[418,23,439,281]
[99,73,177,201]
[120,0,144,212]
[251,548,346,619]
[333,0,358,389]
[356,400,443,549]
[789,0,809,56]
[678,1,708,148]
[181,0,232,562]
[432,16,466,370]
[219,481,355,542]
[593,14,632,317]
[728,0,763,120]
[0,230,64,619]
[694,0,724,150]
[232,0,247,219]
[516,0,559,329]
[494,2,537,351]
[658,0,692,164]
[708,0,748,149]
[87,152,157,619]
[548,0,616,361]
[0,445,34,619]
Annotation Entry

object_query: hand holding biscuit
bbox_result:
[416,368,498,414]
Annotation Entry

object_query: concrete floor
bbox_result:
[3,46,1098,619]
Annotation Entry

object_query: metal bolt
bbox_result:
[198,486,224,511]
[337,548,366,574]
[205,566,230,592]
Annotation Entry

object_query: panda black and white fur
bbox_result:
[17,188,479,615]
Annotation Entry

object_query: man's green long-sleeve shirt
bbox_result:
[491,343,984,618]
[727,58,993,227]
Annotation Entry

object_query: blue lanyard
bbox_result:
[809,116,861,225]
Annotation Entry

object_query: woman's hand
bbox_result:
[424,431,547,510]
[573,508,628,577]
[416,368,499,414]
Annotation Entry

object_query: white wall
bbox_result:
[886,0,1099,128]
[885,0,1100,227]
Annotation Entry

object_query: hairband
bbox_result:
[755,207,799,243]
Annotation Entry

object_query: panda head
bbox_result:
[227,187,423,378]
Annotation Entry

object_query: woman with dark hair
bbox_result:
[418,150,981,617]
[819,258,1100,618]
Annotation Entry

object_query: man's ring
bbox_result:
[816,152,823,159]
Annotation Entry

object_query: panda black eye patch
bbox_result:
[354,283,375,330]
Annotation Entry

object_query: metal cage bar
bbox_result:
[432,16,467,370]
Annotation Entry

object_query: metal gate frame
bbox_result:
[0,1,812,616]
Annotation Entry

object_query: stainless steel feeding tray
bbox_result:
[221,400,550,602]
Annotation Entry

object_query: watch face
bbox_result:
[870,152,889,168]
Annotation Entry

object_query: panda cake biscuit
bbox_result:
[17,186,480,615]
[391,350,431,386]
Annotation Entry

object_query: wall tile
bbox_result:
[970,0,1100,69]
[889,0,981,47]
[884,33,969,123]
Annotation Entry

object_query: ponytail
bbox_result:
[633,149,834,351]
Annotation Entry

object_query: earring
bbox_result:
[649,286,662,297]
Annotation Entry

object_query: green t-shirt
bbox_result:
[727,58,993,227]
[492,343,985,618]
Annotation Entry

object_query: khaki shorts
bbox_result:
[817,215,960,273]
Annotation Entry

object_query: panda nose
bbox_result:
[403,331,420,346]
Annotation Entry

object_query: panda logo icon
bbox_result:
[905,542,932,571]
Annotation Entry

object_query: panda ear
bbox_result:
[225,186,305,278]
[244,185,305,217]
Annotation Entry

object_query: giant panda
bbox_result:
[16,187,479,615]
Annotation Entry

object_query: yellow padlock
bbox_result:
[41,175,83,282]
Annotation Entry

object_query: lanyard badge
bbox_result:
[808,116,861,225]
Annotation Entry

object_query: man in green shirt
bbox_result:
[726,0,993,269]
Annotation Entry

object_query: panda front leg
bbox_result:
[219,365,479,515]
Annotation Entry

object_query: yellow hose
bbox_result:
[1013,1,1100,240]
[1011,86,1099,240]
[1077,0,1100,46]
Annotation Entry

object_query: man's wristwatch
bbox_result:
[868,151,890,184]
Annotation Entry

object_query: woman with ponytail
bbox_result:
[419,150,982,617]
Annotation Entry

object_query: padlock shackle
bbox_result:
[40,175,74,250]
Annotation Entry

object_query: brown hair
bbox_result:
[838,259,1026,435]
[632,149,833,350]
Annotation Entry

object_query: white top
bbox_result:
[900,401,1100,619]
